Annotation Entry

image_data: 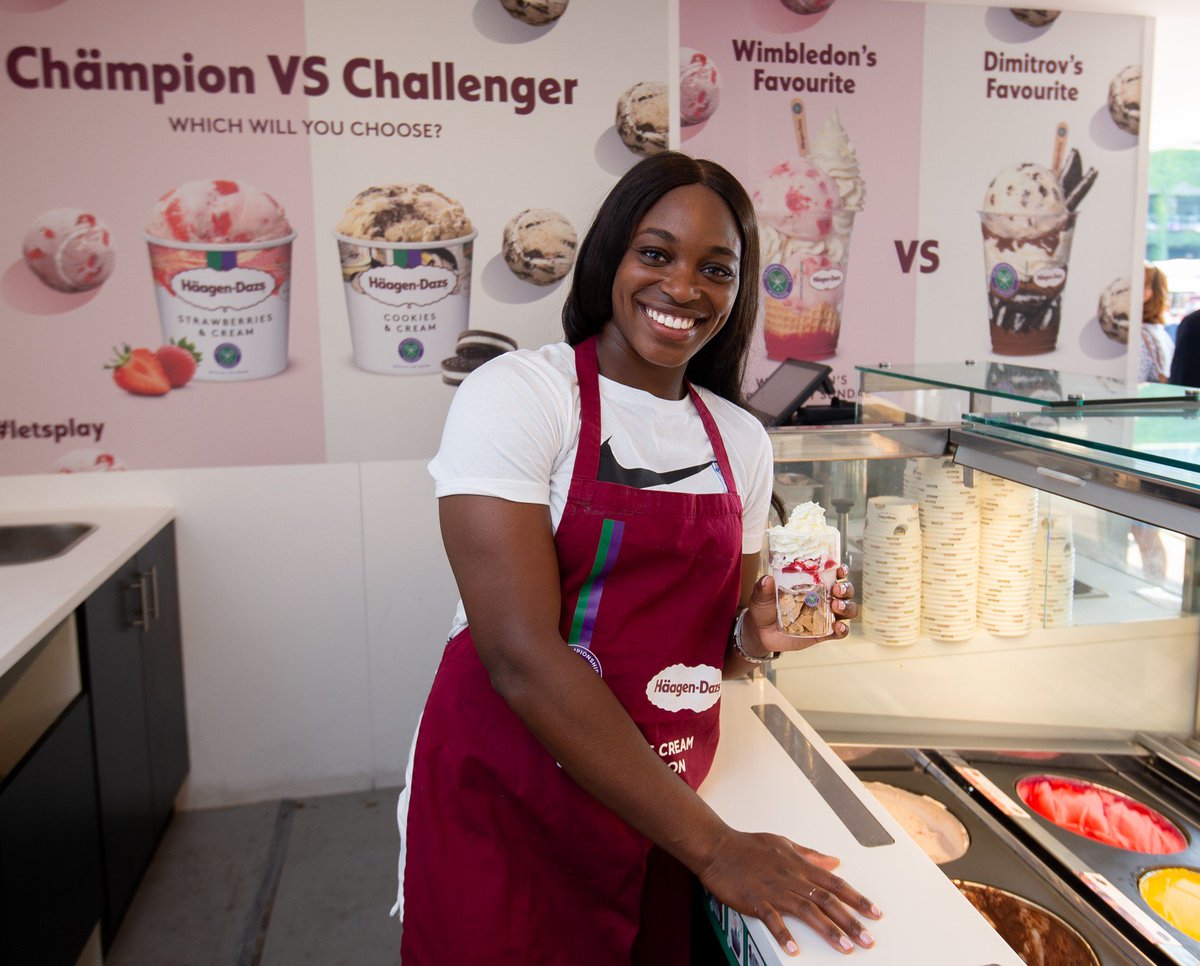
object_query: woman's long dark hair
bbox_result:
[562,152,761,406]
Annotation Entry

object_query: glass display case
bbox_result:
[765,366,1200,746]
[759,363,1200,966]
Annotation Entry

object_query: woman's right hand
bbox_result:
[696,827,882,956]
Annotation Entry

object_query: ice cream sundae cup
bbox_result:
[756,110,864,361]
[981,137,1097,356]
[335,184,476,375]
[144,179,295,381]
[767,501,841,638]
[980,205,1075,356]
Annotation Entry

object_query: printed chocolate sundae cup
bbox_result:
[767,501,841,638]
[145,179,295,381]
[980,206,1075,356]
[980,133,1097,356]
[335,183,475,375]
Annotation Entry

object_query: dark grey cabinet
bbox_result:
[80,521,189,946]
[0,695,104,966]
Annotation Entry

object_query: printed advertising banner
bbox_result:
[1,0,1147,476]
[680,0,1147,402]
[0,0,667,473]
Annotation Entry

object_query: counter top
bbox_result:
[0,506,175,678]
[699,678,1021,964]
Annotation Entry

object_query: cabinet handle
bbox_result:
[147,566,161,620]
[1035,466,1088,487]
[126,574,152,631]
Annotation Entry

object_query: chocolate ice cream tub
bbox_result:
[335,231,476,375]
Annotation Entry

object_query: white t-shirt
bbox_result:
[428,341,774,639]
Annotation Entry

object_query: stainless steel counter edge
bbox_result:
[0,506,176,679]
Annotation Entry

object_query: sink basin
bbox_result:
[0,523,95,565]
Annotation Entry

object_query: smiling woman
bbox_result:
[394,153,870,965]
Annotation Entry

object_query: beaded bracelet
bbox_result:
[731,607,779,665]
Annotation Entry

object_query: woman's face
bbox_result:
[601,183,741,395]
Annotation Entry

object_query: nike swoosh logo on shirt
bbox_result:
[598,437,715,488]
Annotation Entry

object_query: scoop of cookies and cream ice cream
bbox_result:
[502,208,576,285]
[23,208,115,292]
[1108,65,1141,136]
[982,163,1068,240]
[1010,9,1060,27]
[616,81,668,156]
[147,179,291,244]
[780,0,837,12]
[337,184,473,243]
[1098,277,1131,343]
[680,48,721,126]
[500,0,568,25]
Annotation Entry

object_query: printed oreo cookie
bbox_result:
[457,329,518,354]
[442,329,518,386]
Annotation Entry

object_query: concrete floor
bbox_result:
[105,788,401,966]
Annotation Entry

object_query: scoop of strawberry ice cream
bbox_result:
[23,208,115,292]
[753,160,841,241]
[680,48,721,126]
[54,449,126,473]
[146,179,291,244]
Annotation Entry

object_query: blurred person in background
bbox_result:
[1140,264,1175,383]
[1130,265,1174,580]
[1169,302,1200,387]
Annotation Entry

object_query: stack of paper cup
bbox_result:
[918,457,981,642]
[902,459,922,504]
[861,496,922,646]
[1034,511,1075,627]
[977,473,1038,636]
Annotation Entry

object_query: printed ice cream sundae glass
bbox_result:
[980,123,1096,355]
[756,99,864,361]
[766,500,841,638]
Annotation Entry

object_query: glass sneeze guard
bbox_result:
[858,361,1200,408]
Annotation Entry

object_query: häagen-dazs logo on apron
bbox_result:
[646,664,722,713]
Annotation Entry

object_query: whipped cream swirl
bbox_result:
[767,501,839,560]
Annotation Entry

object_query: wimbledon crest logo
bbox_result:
[763,263,793,300]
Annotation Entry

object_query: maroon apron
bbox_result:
[401,338,743,964]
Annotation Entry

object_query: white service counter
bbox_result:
[700,677,1021,964]
[0,505,174,677]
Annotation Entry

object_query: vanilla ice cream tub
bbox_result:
[145,179,295,381]
[335,183,475,375]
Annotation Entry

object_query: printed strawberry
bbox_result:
[106,344,171,397]
[155,337,202,388]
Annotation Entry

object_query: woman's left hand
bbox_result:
[743,565,857,656]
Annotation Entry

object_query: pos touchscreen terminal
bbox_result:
[746,359,834,426]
